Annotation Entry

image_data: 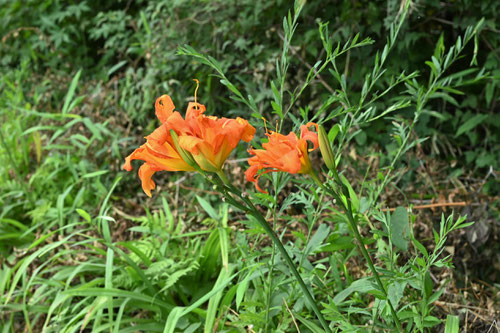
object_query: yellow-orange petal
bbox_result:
[155,95,176,123]
[236,117,256,142]
[178,135,204,155]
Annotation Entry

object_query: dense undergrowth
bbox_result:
[0,0,498,332]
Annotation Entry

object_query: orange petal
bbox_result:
[138,164,161,197]
[123,143,194,172]
[123,146,146,171]
[185,102,206,120]
[300,123,319,151]
[275,149,302,173]
[163,112,192,136]
[155,95,175,123]
[245,164,270,193]
[236,117,256,142]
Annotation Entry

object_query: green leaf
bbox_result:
[304,224,330,255]
[391,207,410,251]
[204,266,235,333]
[163,307,184,333]
[429,92,459,106]
[271,100,283,118]
[76,209,92,223]
[107,60,127,77]
[411,235,429,259]
[139,10,151,36]
[82,170,109,178]
[444,315,459,333]
[333,278,378,304]
[236,270,253,310]
[427,287,445,304]
[105,248,115,328]
[218,209,229,271]
[485,82,495,106]
[294,313,325,333]
[387,281,407,310]
[220,79,243,98]
[196,196,218,220]
[163,272,238,333]
[455,114,488,137]
[423,315,442,328]
[62,69,82,114]
[424,271,433,300]
[433,33,445,59]
[327,123,341,142]
[62,287,172,310]
[322,235,355,252]
[340,175,359,212]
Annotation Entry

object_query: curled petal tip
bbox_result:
[123,155,133,171]
[122,162,132,172]
[138,164,157,197]
[155,95,176,123]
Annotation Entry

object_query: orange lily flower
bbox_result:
[123,94,256,197]
[245,123,319,193]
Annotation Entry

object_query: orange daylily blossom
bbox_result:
[123,94,256,197]
[245,122,319,193]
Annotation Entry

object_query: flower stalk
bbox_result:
[313,130,402,328]
[215,181,332,333]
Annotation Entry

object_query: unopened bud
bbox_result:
[169,129,198,168]
[318,125,336,171]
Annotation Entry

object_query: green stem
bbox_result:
[264,224,277,332]
[343,198,401,329]
[212,171,331,332]
[310,171,401,329]
[265,177,281,332]
[215,169,230,185]
[246,205,332,333]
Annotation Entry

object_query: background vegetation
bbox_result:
[0,0,498,332]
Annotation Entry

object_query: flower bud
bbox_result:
[318,125,336,171]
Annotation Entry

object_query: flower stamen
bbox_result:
[193,79,200,110]
[261,117,270,134]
